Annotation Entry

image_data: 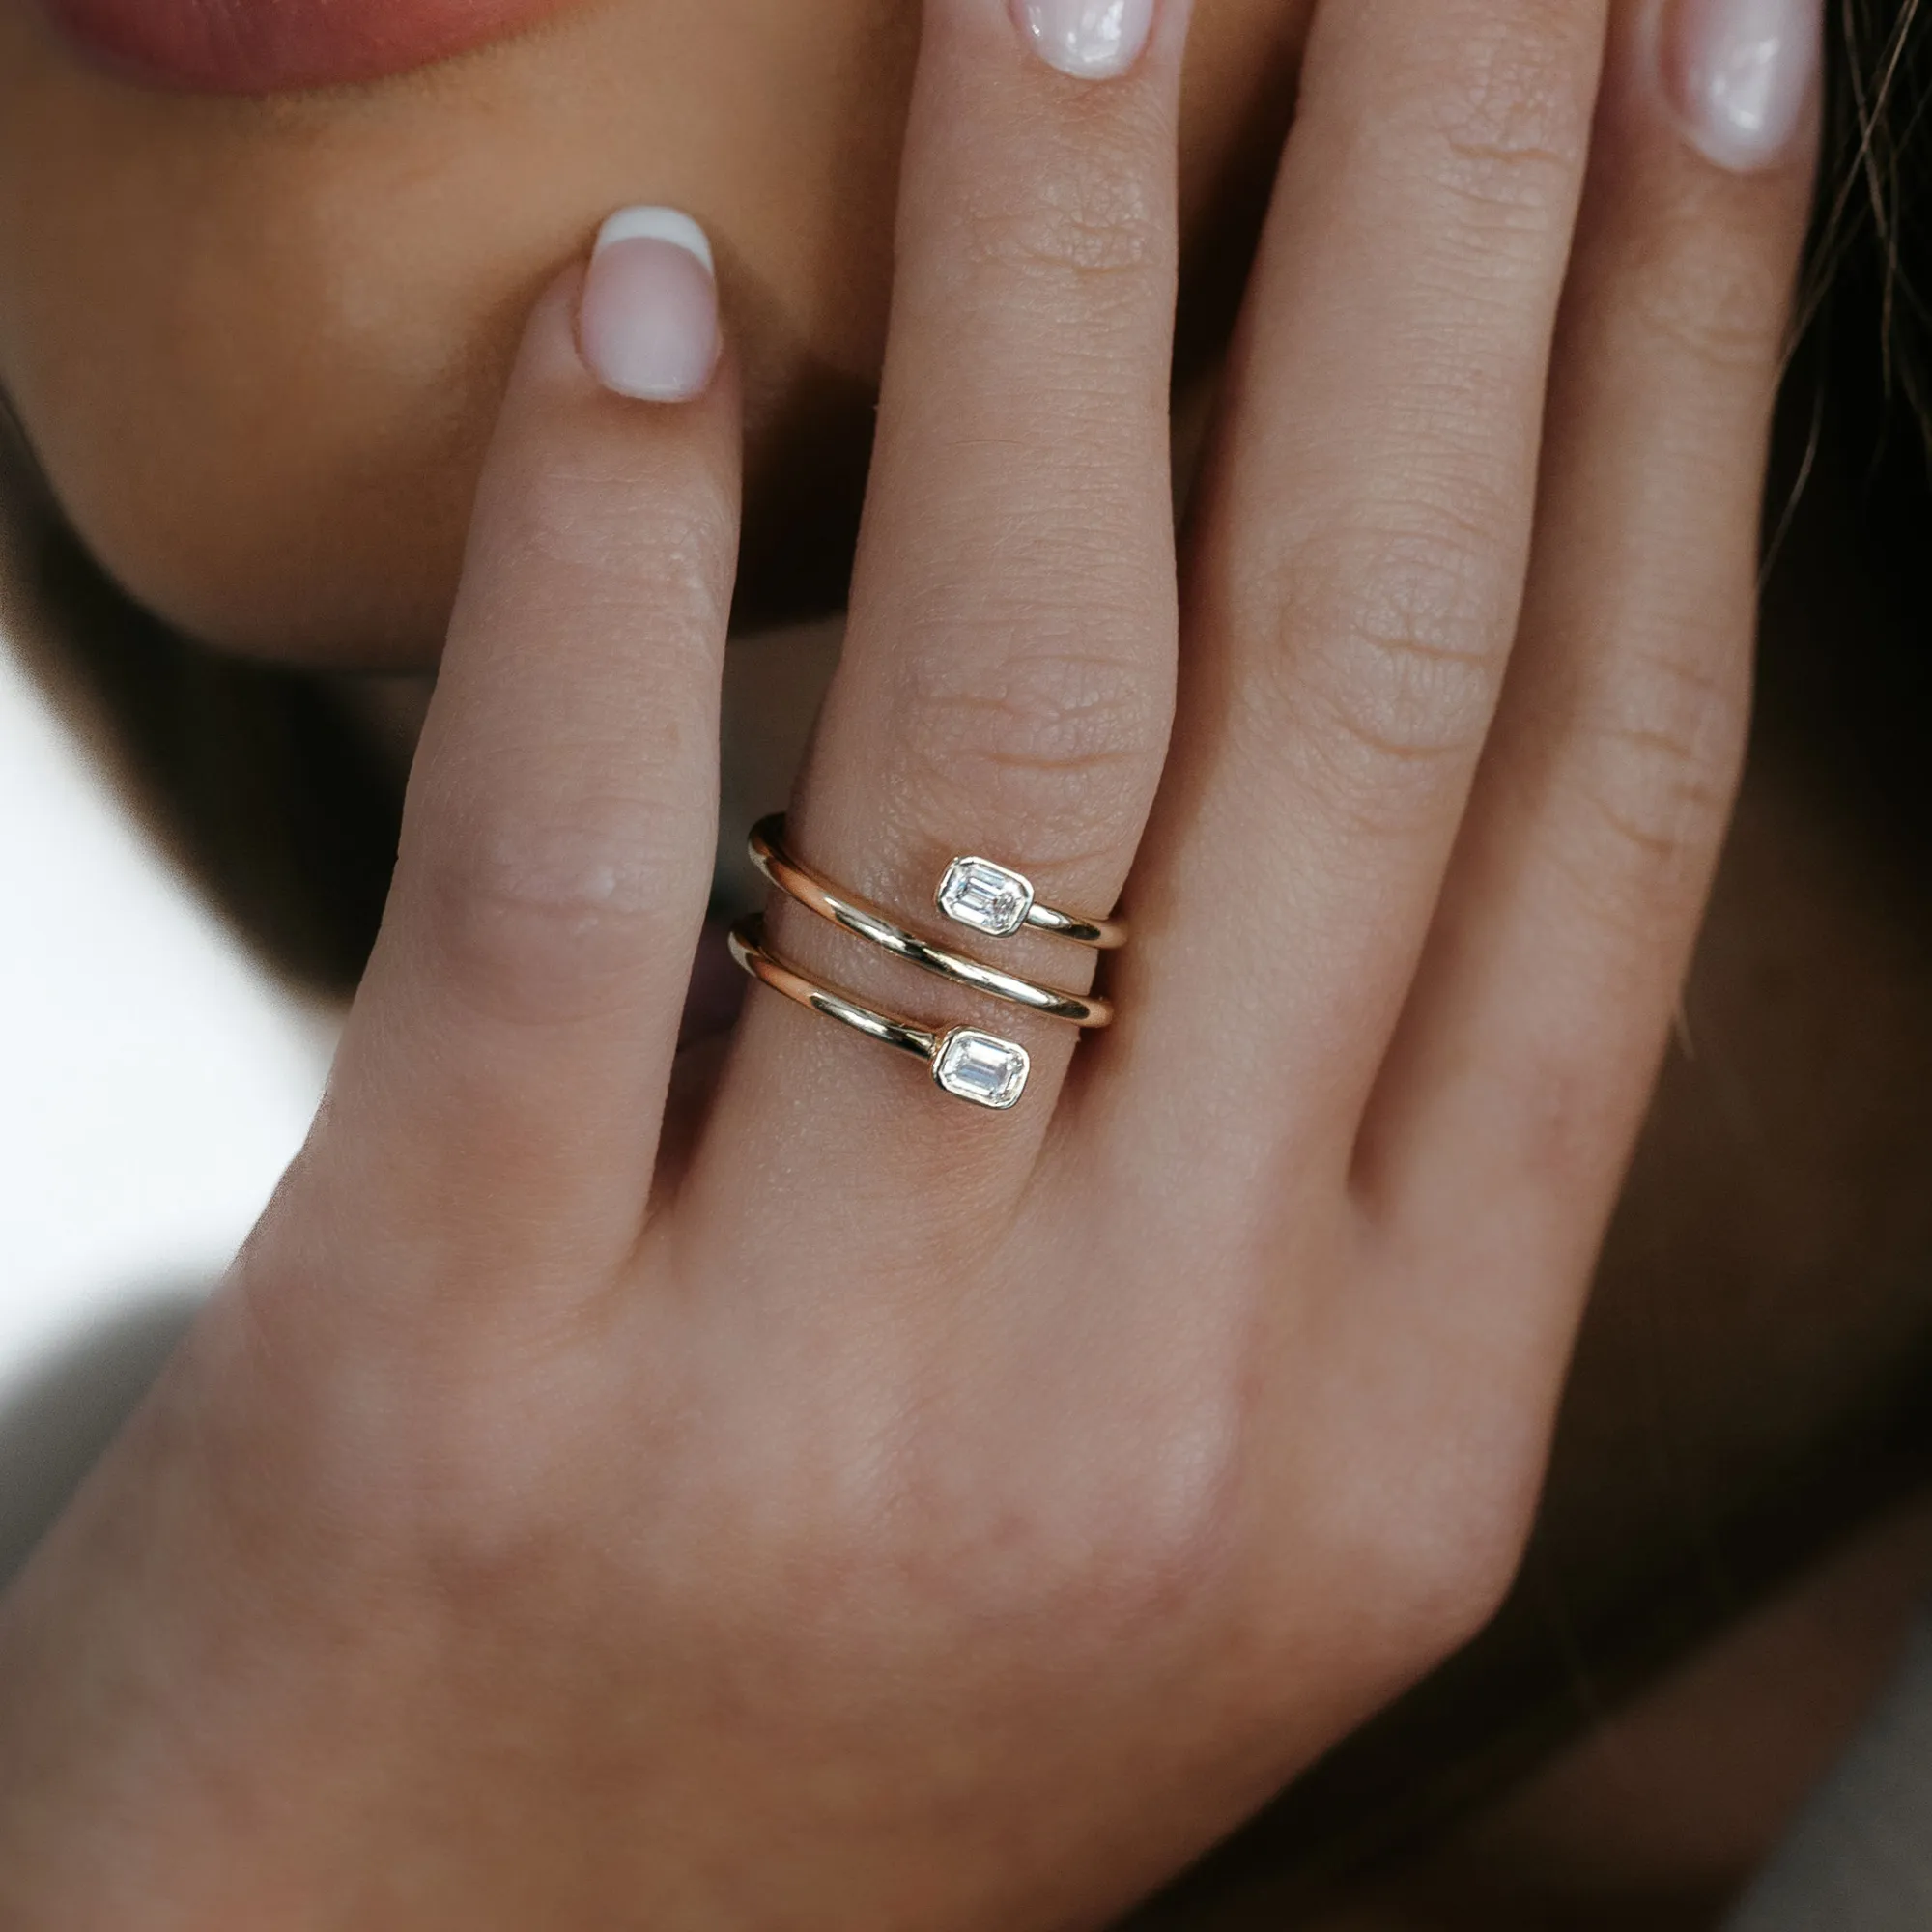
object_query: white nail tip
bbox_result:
[1018,0,1155,79]
[593,206,715,278]
[1671,0,1820,170]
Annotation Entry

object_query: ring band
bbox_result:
[729,915,1033,1111]
[749,816,1112,1029]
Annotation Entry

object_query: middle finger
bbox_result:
[702,0,1192,1206]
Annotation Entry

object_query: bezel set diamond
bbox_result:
[932,1029,1032,1111]
[935,856,1037,940]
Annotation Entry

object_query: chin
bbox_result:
[64,499,472,673]
[30,344,880,670]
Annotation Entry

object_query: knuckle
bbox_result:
[902,1460,1238,1647]
[1415,4,1594,226]
[1246,517,1509,811]
[1625,231,1788,377]
[952,150,1163,300]
[664,1340,1248,1663]
[410,798,696,1026]
[1331,1459,1536,1667]
[861,1392,1243,1650]
[1559,646,1749,918]
[1380,1497,1528,1661]
[895,619,1169,865]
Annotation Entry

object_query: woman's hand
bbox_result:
[0,0,1819,1923]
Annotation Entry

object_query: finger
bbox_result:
[1356,0,1819,1359]
[310,220,742,1291]
[1110,0,1609,1163]
[699,0,1189,1200]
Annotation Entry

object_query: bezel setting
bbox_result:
[931,1029,1032,1110]
[936,855,1036,939]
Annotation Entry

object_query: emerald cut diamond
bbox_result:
[936,856,1035,938]
[932,1029,1031,1110]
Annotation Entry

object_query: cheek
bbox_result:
[4,156,527,665]
[0,0,910,665]
[0,0,1302,667]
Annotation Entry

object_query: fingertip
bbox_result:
[1011,0,1158,79]
[488,230,741,498]
[593,205,716,277]
[579,206,723,404]
[1657,0,1824,175]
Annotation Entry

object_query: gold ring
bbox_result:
[729,916,1033,1111]
[749,816,1112,1029]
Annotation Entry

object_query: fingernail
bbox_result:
[1012,0,1156,79]
[580,207,720,402]
[1664,0,1822,170]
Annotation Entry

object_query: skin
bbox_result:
[0,0,1303,658]
[4,0,1924,1924]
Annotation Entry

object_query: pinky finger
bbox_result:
[1355,0,1820,1351]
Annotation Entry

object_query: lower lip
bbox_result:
[39,0,582,94]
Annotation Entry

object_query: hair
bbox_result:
[1823,0,1932,443]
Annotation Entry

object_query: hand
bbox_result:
[0,1,1817,1924]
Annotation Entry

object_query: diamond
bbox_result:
[936,856,1036,939]
[932,1030,1031,1110]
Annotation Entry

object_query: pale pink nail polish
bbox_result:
[1013,0,1156,79]
[1666,0,1822,171]
[580,207,720,403]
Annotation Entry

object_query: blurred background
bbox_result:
[0,455,332,1580]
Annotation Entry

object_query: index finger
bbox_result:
[312,244,742,1295]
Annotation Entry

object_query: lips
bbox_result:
[40,0,583,93]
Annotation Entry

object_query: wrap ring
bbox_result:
[748,816,1113,1029]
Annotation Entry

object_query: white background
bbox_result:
[0,626,332,1573]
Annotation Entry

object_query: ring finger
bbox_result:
[1117,0,1608,1166]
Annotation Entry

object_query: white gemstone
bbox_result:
[932,1030,1031,1110]
[936,856,1036,938]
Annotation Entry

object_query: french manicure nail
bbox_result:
[1013,0,1156,80]
[1665,0,1822,171]
[580,207,720,402]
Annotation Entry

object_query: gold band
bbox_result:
[1019,902,1126,948]
[749,816,1112,1029]
[728,916,1033,1111]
